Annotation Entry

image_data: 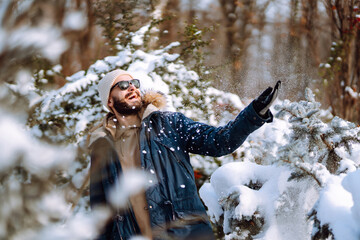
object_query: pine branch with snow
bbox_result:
[275,88,360,175]
[200,88,360,239]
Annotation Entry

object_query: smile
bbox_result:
[127,93,139,100]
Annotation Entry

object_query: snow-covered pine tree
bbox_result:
[275,88,360,179]
[200,88,360,239]
[275,88,360,239]
[0,1,112,239]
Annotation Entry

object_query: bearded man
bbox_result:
[88,69,280,240]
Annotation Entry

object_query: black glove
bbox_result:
[253,81,281,116]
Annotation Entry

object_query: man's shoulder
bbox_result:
[87,123,111,149]
[150,110,185,121]
[143,111,189,130]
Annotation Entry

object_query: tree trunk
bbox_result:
[323,0,360,123]
[219,0,238,85]
[302,0,320,78]
[159,0,180,45]
[219,0,255,95]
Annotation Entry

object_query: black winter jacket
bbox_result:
[89,94,272,240]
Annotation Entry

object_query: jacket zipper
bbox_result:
[174,154,194,181]
[154,137,194,180]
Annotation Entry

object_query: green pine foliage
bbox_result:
[94,0,139,53]
[275,88,360,180]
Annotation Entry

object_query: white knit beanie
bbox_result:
[98,69,133,111]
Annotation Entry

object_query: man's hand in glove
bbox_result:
[253,81,281,117]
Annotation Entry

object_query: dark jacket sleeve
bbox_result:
[175,101,273,157]
[89,139,109,208]
[89,139,114,240]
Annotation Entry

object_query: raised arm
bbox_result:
[175,102,271,157]
[176,81,280,157]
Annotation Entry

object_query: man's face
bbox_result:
[108,75,143,115]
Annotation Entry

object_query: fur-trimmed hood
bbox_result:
[142,90,167,110]
[88,90,166,147]
[141,90,167,120]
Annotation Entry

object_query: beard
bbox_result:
[112,92,143,115]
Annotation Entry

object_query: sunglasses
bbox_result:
[110,79,140,91]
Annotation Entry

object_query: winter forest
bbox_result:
[1,0,360,239]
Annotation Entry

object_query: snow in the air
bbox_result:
[1,1,360,239]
